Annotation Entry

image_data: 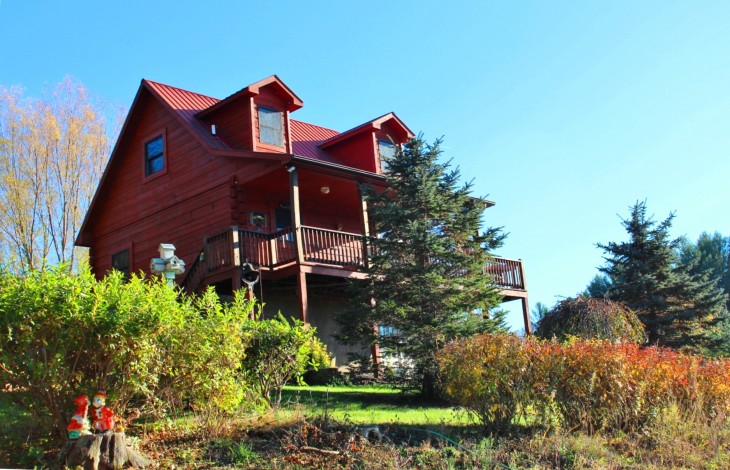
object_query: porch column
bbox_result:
[296,268,309,323]
[521,296,532,335]
[519,261,532,335]
[357,184,371,267]
[231,227,243,292]
[287,165,304,264]
[288,164,309,323]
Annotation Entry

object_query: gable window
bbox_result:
[111,249,130,279]
[259,107,284,147]
[145,135,164,176]
[378,140,396,160]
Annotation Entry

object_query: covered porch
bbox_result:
[181,225,531,332]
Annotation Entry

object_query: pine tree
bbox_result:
[597,201,727,352]
[336,137,507,396]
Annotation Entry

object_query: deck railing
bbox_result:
[301,226,366,267]
[182,226,525,293]
[206,230,234,272]
[484,257,525,290]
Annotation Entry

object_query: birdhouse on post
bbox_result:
[150,243,186,286]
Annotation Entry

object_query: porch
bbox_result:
[180,225,531,333]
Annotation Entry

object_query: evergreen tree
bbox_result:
[678,231,730,355]
[336,137,507,396]
[531,301,551,327]
[597,201,727,352]
[584,273,613,299]
[678,232,730,297]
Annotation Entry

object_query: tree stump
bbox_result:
[57,432,150,469]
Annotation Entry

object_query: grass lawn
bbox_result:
[280,385,475,426]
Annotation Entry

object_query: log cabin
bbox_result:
[75,75,531,365]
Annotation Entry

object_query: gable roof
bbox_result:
[144,80,231,151]
[77,78,406,245]
[145,79,332,159]
[320,112,414,149]
[197,75,303,118]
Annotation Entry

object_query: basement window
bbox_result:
[111,249,130,279]
[259,107,284,147]
[145,135,164,176]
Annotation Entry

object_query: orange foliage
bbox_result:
[437,334,730,433]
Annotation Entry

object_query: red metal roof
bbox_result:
[143,79,410,167]
[320,112,414,149]
[144,79,230,150]
[145,79,339,162]
[290,120,339,162]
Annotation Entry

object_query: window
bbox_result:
[145,135,164,176]
[378,140,396,160]
[258,107,284,147]
[111,249,130,279]
[275,207,294,241]
[378,325,399,337]
[250,211,268,231]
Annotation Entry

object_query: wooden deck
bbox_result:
[182,226,527,296]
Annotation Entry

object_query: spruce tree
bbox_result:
[336,137,507,396]
[597,201,727,352]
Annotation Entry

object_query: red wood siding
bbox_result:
[87,90,279,278]
[321,132,378,173]
[200,100,253,150]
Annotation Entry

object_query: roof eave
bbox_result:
[288,154,386,184]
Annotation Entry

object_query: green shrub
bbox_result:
[535,297,646,344]
[241,312,331,406]
[156,289,256,414]
[0,267,255,441]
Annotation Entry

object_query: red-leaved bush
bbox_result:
[437,334,730,433]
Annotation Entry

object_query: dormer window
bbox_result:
[378,140,396,160]
[258,107,284,147]
[145,135,164,176]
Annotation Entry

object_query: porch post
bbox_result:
[288,164,309,323]
[358,184,371,267]
[231,227,242,292]
[288,165,304,264]
[519,260,532,335]
[522,296,532,335]
[296,268,309,323]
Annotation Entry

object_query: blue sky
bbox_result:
[2,1,729,329]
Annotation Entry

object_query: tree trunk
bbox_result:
[421,369,437,400]
[57,432,150,469]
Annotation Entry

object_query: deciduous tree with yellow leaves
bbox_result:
[0,77,119,271]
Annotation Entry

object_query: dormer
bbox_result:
[320,113,413,173]
[197,75,303,153]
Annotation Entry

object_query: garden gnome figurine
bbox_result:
[66,394,92,439]
[91,391,114,433]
